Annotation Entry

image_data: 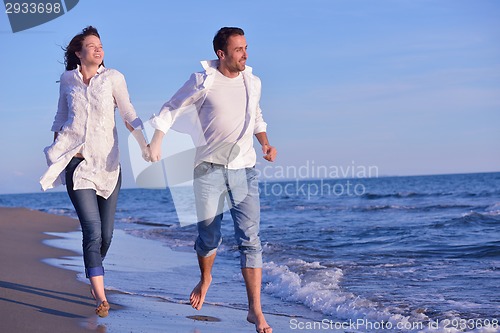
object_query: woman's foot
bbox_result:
[95,300,110,318]
[89,275,108,317]
[247,311,272,333]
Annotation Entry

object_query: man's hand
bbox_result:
[262,144,277,162]
[141,145,152,162]
[149,130,165,162]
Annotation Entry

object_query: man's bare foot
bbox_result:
[189,275,212,310]
[247,311,272,333]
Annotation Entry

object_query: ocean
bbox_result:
[1,172,499,332]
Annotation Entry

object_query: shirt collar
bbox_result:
[75,64,106,77]
[200,59,253,74]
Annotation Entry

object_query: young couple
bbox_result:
[40,26,276,333]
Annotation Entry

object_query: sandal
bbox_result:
[95,300,110,318]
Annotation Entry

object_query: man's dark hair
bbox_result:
[213,27,245,57]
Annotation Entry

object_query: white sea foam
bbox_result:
[262,258,500,332]
[44,207,75,217]
[261,259,437,332]
[485,203,500,216]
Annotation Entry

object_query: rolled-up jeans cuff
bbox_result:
[194,244,218,258]
[86,266,104,278]
[240,253,263,268]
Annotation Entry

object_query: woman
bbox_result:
[40,26,150,317]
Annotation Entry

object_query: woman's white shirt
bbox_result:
[40,66,142,198]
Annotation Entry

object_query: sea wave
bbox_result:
[117,216,174,227]
[485,202,500,215]
[454,211,500,225]
[362,192,441,200]
[125,227,197,251]
[361,203,478,212]
[432,211,500,230]
[39,207,75,217]
[262,259,500,332]
[261,260,429,329]
[362,190,500,200]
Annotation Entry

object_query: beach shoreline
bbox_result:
[0,207,99,333]
[0,206,296,333]
[2,172,499,333]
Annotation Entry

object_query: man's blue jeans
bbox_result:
[65,157,121,278]
[193,162,262,268]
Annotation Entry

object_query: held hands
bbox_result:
[262,143,277,162]
[141,146,152,162]
[149,130,165,162]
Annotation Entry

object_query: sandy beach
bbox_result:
[0,206,295,333]
[0,207,100,332]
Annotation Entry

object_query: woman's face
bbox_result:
[76,35,104,67]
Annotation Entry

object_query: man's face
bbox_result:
[220,34,247,73]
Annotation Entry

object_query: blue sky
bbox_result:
[0,0,499,194]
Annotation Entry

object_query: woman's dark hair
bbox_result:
[64,26,103,70]
[213,27,244,57]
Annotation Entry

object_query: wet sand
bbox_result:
[0,207,101,332]
[0,207,293,332]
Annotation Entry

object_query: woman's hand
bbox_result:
[130,128,151,162]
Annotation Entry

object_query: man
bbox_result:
[148,27,276,333]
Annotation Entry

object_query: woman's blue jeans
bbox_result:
[65,157,121,278]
